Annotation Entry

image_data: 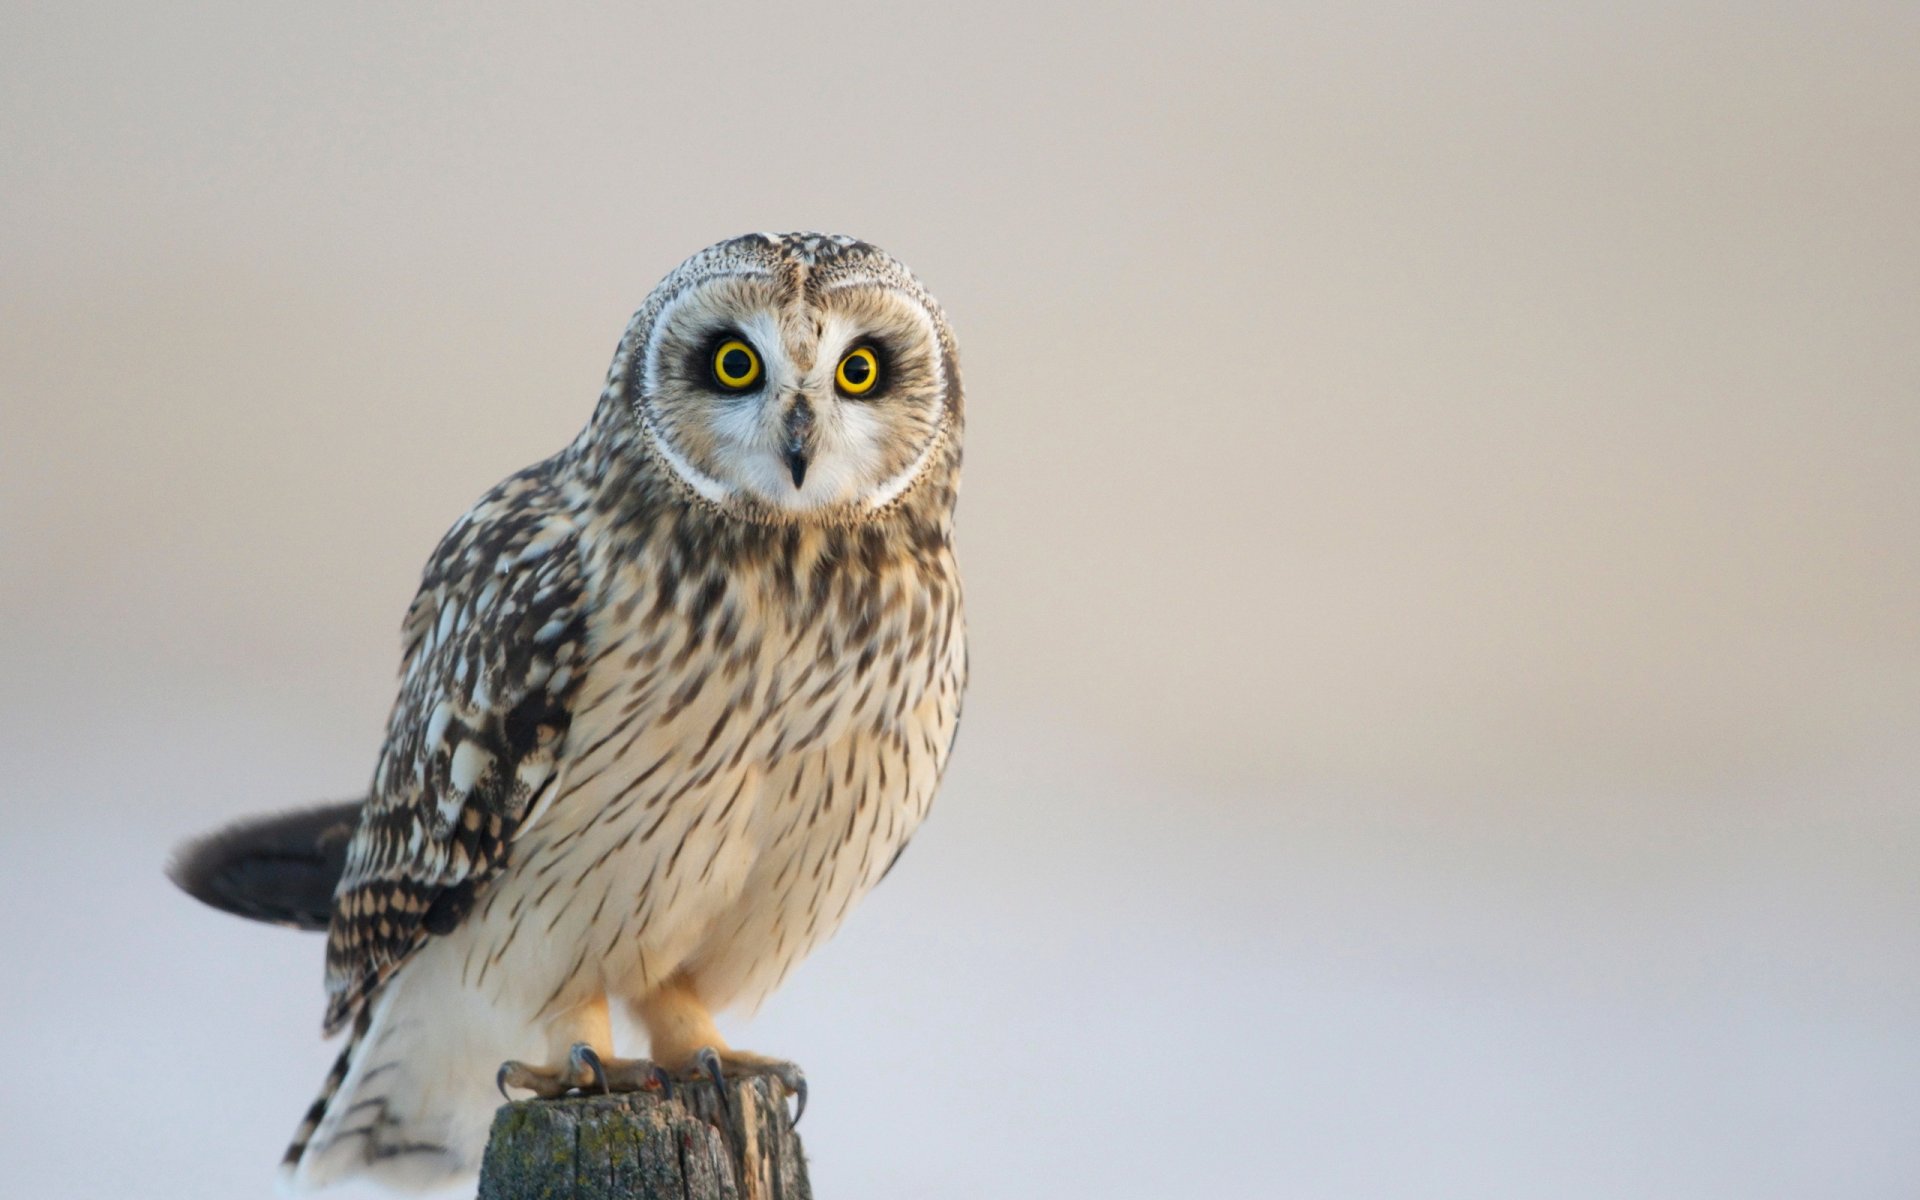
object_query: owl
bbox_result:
[169,233,966,1191]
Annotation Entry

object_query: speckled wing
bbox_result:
[323,465,589,1034]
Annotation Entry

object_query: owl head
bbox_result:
[598,233,961,525]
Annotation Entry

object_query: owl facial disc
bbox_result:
[619,233,959,524]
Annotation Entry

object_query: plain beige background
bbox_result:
[3,3,1916,1197]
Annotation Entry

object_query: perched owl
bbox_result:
[169,233,966,1191]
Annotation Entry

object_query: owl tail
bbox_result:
[279,1005,370,1188]
[168,800,361,931]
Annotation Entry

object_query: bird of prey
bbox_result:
[170,233,966,1191]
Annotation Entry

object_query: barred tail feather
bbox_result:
[278,938,547,1193]
[279,1005,370,1186]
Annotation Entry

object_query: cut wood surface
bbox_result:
[478,1075,810,1200]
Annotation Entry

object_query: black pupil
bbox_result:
[720,347,752,381]
[843,354,872,386]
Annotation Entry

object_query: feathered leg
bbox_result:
[631,972,807,1120]
[495,994,670,1099]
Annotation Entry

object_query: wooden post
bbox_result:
[478,1075,811,1200]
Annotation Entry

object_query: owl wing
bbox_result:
[322,464,590,1034]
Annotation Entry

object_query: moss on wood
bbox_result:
[478,1075,809,1200]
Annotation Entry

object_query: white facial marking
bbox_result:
[639,405,734,505]
[866,415,949,511]
[817,272,893,294]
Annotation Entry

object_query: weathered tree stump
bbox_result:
[478,1075,810,1200]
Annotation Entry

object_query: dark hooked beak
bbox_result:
[783,398,814,489]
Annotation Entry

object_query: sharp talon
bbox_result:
[789,1072,808,1126]
[496,1062,517,1101]
[651,1064,674,1102]
[698,1047,730,1118]
[571,1043,609,1094]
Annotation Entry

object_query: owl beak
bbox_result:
[783,398,814,489]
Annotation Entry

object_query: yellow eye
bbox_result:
[711,338,762,390]
[835,346,880,396]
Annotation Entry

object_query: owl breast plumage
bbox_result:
[478,504,962,1017]
[278,232,967,1190]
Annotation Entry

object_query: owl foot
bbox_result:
[686,1045,808,1125]
[593,1050,677,1099]
[496,1042,669,1101]
[497,1041,601,1100]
